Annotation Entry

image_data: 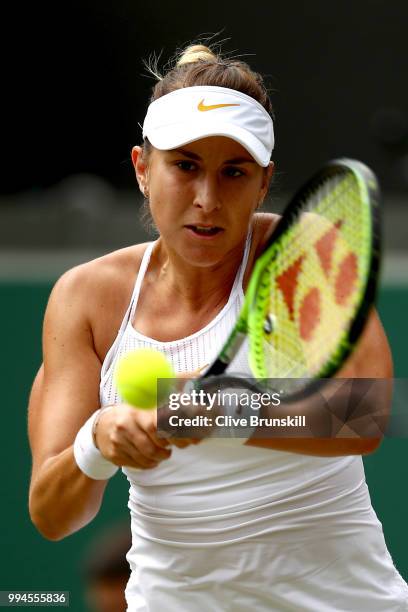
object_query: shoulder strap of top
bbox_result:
[127,241,156,321]
[230,229,253,297]
[99,242,155,386]
[132,233,250,318]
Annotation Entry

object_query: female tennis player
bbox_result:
[28,43,408,610]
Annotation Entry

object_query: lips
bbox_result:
[184,225,223,236]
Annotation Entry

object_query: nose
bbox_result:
[192,173,221,213]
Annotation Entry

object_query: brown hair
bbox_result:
[147,44,273,118]
[141,43,273,162]
[139,43,274,233]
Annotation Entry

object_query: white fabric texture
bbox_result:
[142,86,274,167]
[99,237,408,611]
[73,409,119,480]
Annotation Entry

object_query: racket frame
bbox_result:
[203,158,381,397]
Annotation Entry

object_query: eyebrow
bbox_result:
[171,147,256,164]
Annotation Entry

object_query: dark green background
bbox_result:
[1,282,407,611]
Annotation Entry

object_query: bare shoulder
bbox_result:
[46,242,153,360]
[243,213,281,287]
[252,212,281,255]
[51,242,150,301]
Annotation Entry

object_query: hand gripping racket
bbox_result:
[200,158,380,400]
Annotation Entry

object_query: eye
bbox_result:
[176,160,197,172]
[223,166,245,178]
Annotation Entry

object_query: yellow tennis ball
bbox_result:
[115,349,175,409]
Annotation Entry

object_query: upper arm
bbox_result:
[339,308,393,378]
[334,309,393,450]
[28,267,103,479]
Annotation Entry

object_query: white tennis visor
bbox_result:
[142,86,274,167]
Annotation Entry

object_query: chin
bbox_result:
[186,252,224,267]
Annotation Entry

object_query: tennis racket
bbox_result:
[200,157,380,401]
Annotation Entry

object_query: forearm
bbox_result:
[245,436,381,456]
[245,378,388,456]
[29,446,107,541]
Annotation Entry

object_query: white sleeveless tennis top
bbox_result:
[99,238,408,611]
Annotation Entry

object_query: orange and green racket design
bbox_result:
[203,158,380,399]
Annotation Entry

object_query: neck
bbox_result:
[151,238,247,310]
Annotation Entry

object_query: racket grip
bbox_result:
[205,331,247,377]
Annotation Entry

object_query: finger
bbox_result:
[127,428,172,462]
[137,410,177,451]
[118,449,160,470]
[169,437,200,449]
[110,418,172,463]
[122,405,172,449]
[148,432,172,449]
[116,409,171,457]
[109,432,170,468]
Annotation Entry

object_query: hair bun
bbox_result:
[177,45,217,67]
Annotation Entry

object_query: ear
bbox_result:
[258,161,275,206]
[131,146,149,196]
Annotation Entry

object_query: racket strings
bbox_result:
[250,171,372,384]
[280,176,361,261]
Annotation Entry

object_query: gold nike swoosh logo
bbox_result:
[197,99,240,112]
